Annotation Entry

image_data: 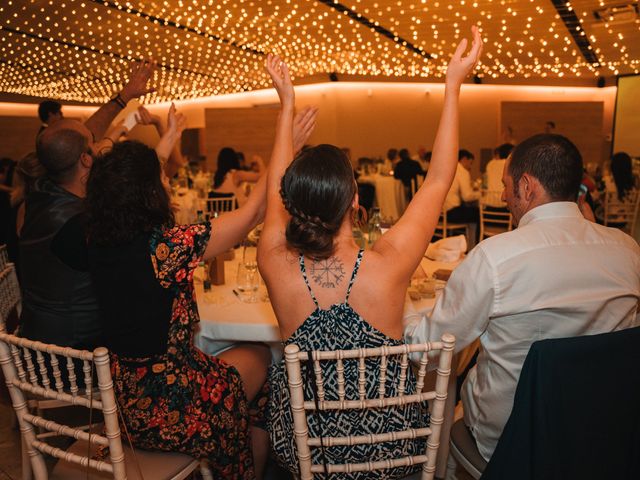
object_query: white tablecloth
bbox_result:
[194,250,462,356]
[173,189,203,225]
[358,174,407,221]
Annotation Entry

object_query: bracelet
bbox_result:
[110,93,127,109]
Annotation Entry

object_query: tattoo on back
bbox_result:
[310,257,345,288]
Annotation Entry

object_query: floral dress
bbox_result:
[268,250,429,479]
[109,223,267,479]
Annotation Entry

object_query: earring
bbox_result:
[352,205,368,229]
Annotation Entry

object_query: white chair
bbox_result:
[603,189,640,235]
[479,191,512,240]
[0,244,9,270]
[0,263,21,327]
[206,195,236,217]
[0,331,212,480]
[284,334,455,480]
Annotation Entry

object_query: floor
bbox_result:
[0,398,474,480]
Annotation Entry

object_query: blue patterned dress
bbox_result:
[268,250,429,479]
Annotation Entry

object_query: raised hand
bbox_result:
[293,106,318,154]
[166,103,186,136]
[445,26,483,88]
[121,58,157,103]
[136,105,161,127]
[265,54,294,107]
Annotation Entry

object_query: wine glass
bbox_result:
[236,263,259,302]
[242,242,258,274]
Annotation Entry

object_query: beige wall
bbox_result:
[0,83,616,180]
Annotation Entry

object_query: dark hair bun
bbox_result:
[280,144,356,261]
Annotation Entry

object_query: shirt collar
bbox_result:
[518,201,582,227]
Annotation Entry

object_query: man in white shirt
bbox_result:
[483,143,514,208]
[443,149,481,243]
[406,134,640,462]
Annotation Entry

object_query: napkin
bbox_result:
[425,235,467,262]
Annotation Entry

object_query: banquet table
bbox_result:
[357,174,407,221]
[194,249,462,357]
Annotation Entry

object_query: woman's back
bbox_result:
[267,248,428,479]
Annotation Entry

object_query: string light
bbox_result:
[0,0,638,104]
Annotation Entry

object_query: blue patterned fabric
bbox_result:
[267,250,429,479]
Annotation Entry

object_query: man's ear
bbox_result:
[80,151,93,169]
[521,173,543,202]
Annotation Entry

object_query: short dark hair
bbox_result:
[611,152,634,201]
[398,148,411,162]
[280,144,356,260]
[508,134,583,201]
[86,141,174,247]
[494,143,514,159]
[387,148,398,161]
[36,128,87,184]
[458,149,474,161]
[38,100,62,123]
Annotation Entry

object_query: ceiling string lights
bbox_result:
[0,0,638,103]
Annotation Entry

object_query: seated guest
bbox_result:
[212,147,263,206]
[86,113,271,478]
[596,151,638,224]
[443,149,481,242]
[484,143,514,208]
[19,60,155,352]
[406,133,640,462]
[380,147,398,174]
[393,147,425,193]
[260,28,482,478]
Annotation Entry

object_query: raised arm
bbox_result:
[84,59,156,141]
[138,105,186,178]
[376,26,483,279]
[256,55,296,261]
[155,104,186,174]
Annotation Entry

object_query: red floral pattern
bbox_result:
[110,223,267,479]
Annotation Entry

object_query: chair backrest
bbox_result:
[285,334,455,480]
[207,195,236,216]
[479,191,512,240]
[0,244,8,270]
[0,332,126,479]
[0,263,21,326]
[603,189,640,234]
[483,326,640,480]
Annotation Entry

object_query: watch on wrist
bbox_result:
[110,92,127,109]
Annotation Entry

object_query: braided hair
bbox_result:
[280,144,357,261]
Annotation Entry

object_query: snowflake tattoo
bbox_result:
[310,257,345,288]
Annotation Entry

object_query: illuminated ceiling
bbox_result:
[0,0,638,104]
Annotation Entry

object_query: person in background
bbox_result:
[406,134,640,463]
[443,149,481,243]
[212,147,263,206]
[484,143,514,209]
[393,147,425,196]
[544,120,556,134]
[19,59,156,353]
[259,27,482,478]
[37,100,63,137]
[595,151,638,225]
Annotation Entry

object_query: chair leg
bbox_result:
[21,436,33,480]
[445,453,458,480]
[199,459,214,480]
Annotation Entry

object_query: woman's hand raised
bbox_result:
[445,26,483,88]
[266,54,294,108]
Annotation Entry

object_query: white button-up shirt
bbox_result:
[405,202,640,461]
[443,162,481,212]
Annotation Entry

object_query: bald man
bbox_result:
[19,60,155,351]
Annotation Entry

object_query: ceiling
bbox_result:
[0,0,638,104]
